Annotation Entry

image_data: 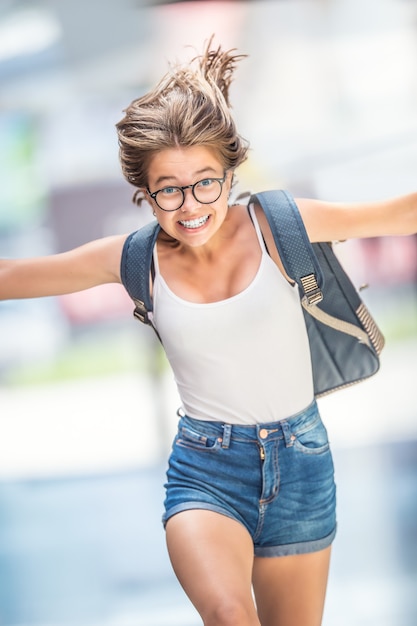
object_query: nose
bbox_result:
[180,187,201,212]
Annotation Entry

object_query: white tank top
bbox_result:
[152,205,314,424]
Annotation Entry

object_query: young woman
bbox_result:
[1,40,416,626]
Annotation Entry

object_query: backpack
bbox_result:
[120,189,385,397]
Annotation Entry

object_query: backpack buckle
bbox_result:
[300,274,323,305]
[133,299,151,324]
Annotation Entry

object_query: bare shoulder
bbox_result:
[252,195,346,246]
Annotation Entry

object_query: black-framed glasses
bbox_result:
[147,175,226,212]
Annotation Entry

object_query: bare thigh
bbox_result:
[165,509,260,626]
[252,547,332,626]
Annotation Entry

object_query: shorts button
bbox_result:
[259,428,268,439]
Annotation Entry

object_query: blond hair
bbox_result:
[116,38,249,205]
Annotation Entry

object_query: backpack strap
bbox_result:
[251,190,324,304]
[253,190,381,352]
[120,220,160,325]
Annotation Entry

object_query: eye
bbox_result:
[196,178,215,188]
[160,186,181,195]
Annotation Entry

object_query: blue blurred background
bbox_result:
[0,0,417,624]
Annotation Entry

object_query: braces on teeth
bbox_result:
[180,216,209,228]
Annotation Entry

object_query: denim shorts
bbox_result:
[163,400,336,557]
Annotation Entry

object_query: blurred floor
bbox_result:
[0,338,416,626]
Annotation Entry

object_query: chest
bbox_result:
[156,229,262,304]
[153,247,302,352]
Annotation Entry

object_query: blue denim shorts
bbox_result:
[163,400,336,557]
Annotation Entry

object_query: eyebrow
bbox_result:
[153,167,219,187]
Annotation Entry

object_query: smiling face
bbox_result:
[145,145,233,248]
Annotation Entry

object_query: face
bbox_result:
[145,145,233,248]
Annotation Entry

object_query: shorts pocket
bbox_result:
[176,425,222,452]
[291,416,330,455]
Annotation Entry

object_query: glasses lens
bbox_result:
[155,187,183,211]
[193,179,222,204]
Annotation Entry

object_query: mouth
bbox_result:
[178,215,210,229]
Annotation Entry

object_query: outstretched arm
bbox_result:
[296,191,417,243]
[0,234,127,301]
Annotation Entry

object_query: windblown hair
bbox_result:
[116,38,249,206]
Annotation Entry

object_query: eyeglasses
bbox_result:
[147,175,226,212]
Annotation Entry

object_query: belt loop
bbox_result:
[222,424,232,449]
[281,421,295,448]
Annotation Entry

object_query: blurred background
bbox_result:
[0,0,416,624]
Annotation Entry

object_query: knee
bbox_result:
[204,599,257,626]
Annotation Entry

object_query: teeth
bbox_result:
[179,216,209,229]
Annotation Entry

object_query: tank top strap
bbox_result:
[248,203,268,254]
[152,239,161,276]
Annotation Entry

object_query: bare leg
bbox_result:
[252,546,332,626]
[166,509,260,626]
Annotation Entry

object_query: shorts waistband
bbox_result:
[177,399,318,449]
